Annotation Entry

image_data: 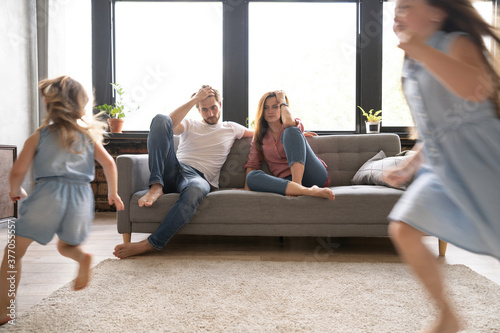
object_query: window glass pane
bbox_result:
[249,3,357,131]
[382,1,494,128]
[115,2,223,131]
[48,0,92,116]
[381,2,412,128]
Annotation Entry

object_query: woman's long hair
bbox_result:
[38,76,107,153]
[253,91,290,160]
[429,0,500,116]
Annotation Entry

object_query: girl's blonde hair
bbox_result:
[429,0,500,116]
[253,91,290,160]
[38,76,107,153]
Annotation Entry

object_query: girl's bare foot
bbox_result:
[309,185,335,200]
[0,313,11,325]
[113,239,156,259]
[419,307,462,333]
[74,253,92,291]
[138,184,163,207]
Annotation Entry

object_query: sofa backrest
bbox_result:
[306,134,401,186]
[174,134,401,188]
[217,133,401,188]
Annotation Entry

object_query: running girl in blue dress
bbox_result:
[0,76,124,324]
[385,1,500,332]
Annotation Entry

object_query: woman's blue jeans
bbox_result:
[246,126,329,195]
[146,114,210,250]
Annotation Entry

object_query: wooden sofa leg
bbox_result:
[438,239,447,256]
[123,233,131,243]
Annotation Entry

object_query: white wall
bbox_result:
[0,0,39,192]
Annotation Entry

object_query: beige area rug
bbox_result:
[2,258,499,333]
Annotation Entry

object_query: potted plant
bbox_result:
[358,106,382,134]
[95,83,139,133]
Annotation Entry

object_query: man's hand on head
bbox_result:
[194,86,215,103]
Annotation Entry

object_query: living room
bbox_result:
[1,0,499,332]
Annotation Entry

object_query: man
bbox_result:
[113,85,253,258]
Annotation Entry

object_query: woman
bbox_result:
[244,90,334,200]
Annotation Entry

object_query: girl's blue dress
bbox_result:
[389,31,500,259]
[15,127,95,246]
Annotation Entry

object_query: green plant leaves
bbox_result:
[357,106,382,122]
[95,83,139,119]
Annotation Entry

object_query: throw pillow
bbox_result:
[351,150,410,188]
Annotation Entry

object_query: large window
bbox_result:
[94,0,499,133]
[249,2,357,131]
[114,2,223,130]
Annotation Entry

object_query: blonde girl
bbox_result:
[0,76,124,325]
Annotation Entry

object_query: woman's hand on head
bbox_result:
[274,90,287,104]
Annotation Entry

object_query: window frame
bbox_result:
[91,0,498,135]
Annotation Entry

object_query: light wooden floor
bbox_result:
[1,212,499,316]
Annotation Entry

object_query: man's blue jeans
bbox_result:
[146,114,210,250]
[246,126,328,195]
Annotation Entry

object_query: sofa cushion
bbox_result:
[130,185,403,227]
[351,150,410,188]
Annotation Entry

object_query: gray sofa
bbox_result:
[116,133,445,251]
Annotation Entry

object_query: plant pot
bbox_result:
[365,121,380,134]
[108,118,124,133]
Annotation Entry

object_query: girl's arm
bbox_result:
[398,32,493,102]
[383,143,423,188]
[9,132,39,202]
[94,143,124,211]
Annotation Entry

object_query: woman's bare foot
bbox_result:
[309,185,335,200]
[419,308,462,333]
[74,253,92,291]
[138,184,163,207]
[113,239,156,259]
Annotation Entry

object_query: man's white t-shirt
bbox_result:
[176,118,247,188]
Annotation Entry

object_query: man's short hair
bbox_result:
[192,85,221,109]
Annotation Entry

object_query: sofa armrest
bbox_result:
[116,154,150,234]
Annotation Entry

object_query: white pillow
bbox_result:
[351,150,409,189]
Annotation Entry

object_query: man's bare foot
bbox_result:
[309,185,335,200]
[138,184,163,207]
[418,308,462,333]
[74,252,92,291]
[113,239,156,259]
